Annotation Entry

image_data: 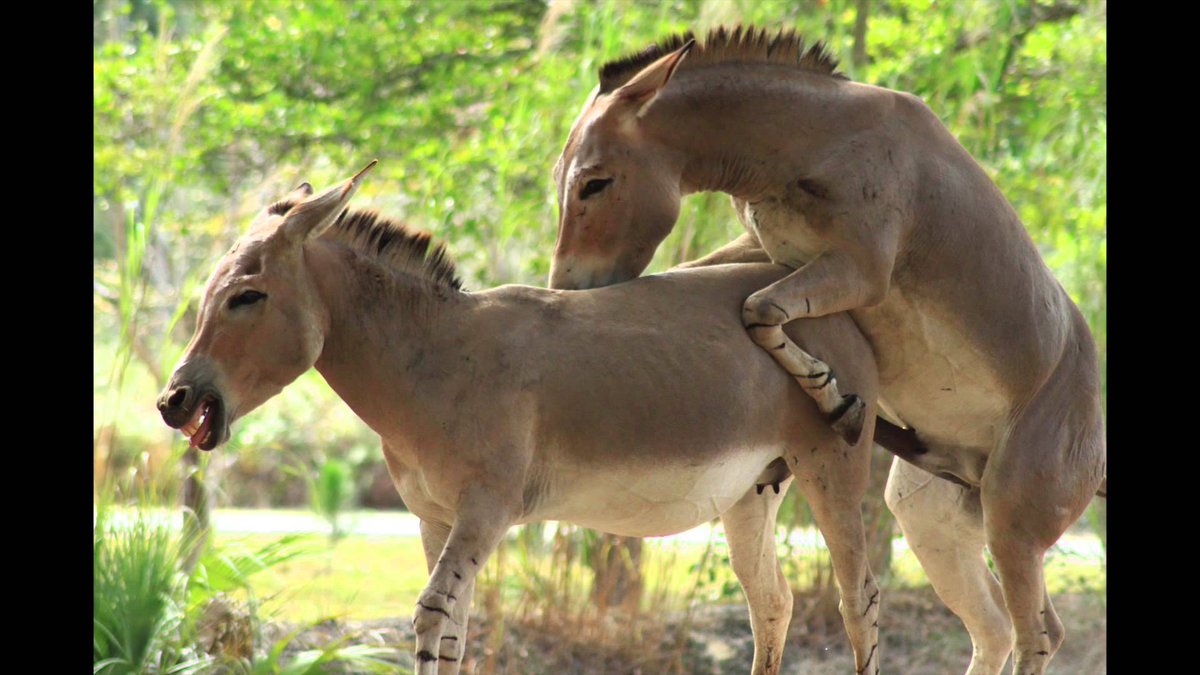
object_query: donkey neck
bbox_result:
[644,66,889,200]
[305,240,475,451]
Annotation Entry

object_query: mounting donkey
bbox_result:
[548,25,1106,675]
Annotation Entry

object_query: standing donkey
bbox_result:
[548,26,1105,675]
[158,164,902,674]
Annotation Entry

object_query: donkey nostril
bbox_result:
[166,388,188,409]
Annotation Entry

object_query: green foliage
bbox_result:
[309,458,355,543]
[94,495,327,673]
[227,627,394,675]
[94,503,208,675]
[189,534,315,604]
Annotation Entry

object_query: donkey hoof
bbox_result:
[742,294,790,328]
[830,395,866,446]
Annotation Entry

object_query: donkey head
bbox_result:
[156,162,376,450]
[549,40,693,290]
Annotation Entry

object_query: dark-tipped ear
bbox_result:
[270,182,314,214]
[612,39,694,116]
[279,160,377,242]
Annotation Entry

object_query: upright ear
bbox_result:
[612,39,694,117]
[283,182,315,203]
[279,160,378,243]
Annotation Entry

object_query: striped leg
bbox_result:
[742,288,865,444]
[419,520,475,674]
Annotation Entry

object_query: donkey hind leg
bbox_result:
[884,458,1012,675]
[722,476,796,675]
[785,445,879,674]
[743,306,864,446]
[981,360,1104,675]
[419,520,475,675]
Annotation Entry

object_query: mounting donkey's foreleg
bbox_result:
[738,185,901,445]
[741,246,897,445]
[723,476,795,675]
[412,489,513,675]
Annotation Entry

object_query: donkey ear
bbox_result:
[286,182,315,201]
[612,39,694,116]
[279,161,377,242]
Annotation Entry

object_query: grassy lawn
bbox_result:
[222,529,1106,625]
[217,534,431,623]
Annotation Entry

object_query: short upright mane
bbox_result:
[322,208,463,291]
[598,25,847,94]
[328,206,463,288]
[268,195,460,290]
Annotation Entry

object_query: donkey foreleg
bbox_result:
[413,491,512,675]
[723,477,795,675]
[741,247,893,445]
[418,520,477,675]
[746,320,866,445]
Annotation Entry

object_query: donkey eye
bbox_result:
[579,178,614,200]
[228,290,267,310]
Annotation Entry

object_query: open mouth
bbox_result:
[179,396,222,450]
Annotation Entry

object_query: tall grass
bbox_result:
[94,501,207,675]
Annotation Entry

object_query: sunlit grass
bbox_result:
[229,529,1105,624]
[218,534,430,623]
[889,539,1106,594]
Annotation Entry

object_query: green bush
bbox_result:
[94,496,328,673]
[94,504,207,675]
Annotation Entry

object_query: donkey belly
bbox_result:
[855,289,1010,453]
[529,446,783,537]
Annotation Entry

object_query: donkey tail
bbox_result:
[1095,476,1106,498]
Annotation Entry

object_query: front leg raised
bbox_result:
[742,248,893,445]
[413,491,513,674]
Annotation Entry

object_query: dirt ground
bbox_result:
[262,586,1106,674]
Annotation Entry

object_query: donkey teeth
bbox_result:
[180,404,207,441]
[188,403,214,447]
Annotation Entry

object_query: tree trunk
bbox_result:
[853,0,870,67]
[181,445,211,575]
[589,534,644,614]
[1090,498,1106,553]
[863,444,896,578]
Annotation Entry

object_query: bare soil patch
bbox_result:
[261,586,1105,673]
